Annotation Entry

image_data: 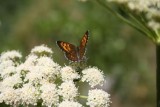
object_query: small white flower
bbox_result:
[81,67,105,87]
[40,83,59,107]
[87,89,111,107]
[58,101,83,107]
[58,81,78,101]
[0,50,22,62]
[61,66,80,81]
[20,83,39,105]
[31,45,53,56]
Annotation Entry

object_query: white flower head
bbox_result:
[24,54,38,66]
[20,83,39,105]
[16,63,31,75]
[0,88,21,105]
[1,66,16,78]
[37,56,55,66]
[31,45,53,56]
[58,101,83,107]
[25,65,59,83]
[61,66,80,81]
[40,83,59,107]
[0,50,22,62]
[0,74,22,91]
[0,93,2,104]
[36,56,61,76]
[0,60,14,71]
[87,89,111,107]
[24,67,42,83]
[58,81,78,101]
[81,67,105,87]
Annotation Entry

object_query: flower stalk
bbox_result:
[79,95,88,99]
[157,45,160,107]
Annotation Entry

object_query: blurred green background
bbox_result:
[0,0,156,107]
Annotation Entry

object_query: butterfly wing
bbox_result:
[78,30,89,61]
[57,41,78,61]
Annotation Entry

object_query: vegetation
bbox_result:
[0,0,155,107]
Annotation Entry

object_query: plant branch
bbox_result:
[95,0,156,43]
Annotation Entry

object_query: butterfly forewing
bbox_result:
[56,41,78,61]
[78,30,89,60]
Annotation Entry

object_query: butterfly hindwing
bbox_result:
[56,41,78,61]
[78,30,89,61]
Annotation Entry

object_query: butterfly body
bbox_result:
[56,31,89,62]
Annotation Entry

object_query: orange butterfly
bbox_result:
[57,31,89,62]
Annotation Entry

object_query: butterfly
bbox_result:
[56,30,89,62]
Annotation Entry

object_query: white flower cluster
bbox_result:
[40,83,59,106]
[31,44,53,55]
[87,89,111,107]
[58,81,78,101]
[108,0,160,31]
[82,67,104,87]
[60,66,80,81]
[0,51,21,79]
[0,44,111,107]
[0,50,22,62]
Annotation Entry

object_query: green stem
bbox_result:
[127,13,156,41]
[156,45,160,107]
[79,95,88,99]
[155,30,160,44]
[139,14,157,38]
